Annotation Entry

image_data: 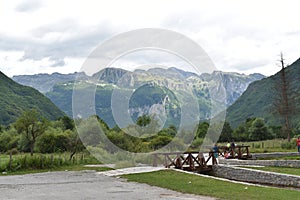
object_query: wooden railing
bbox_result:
[152,151,217,171]
[218,145,251,159]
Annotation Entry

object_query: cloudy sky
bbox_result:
[0,0,299,77]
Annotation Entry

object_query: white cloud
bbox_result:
[15,0,44,13]
[0,0,300,76]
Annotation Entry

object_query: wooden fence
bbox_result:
[152,151,217,172]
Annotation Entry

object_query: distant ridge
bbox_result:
[13,72,88,93]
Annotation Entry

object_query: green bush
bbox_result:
[0,129,19,152]
[281,142,294,149]
[36,128,74,153]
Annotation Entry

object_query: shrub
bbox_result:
[281,142,294,149]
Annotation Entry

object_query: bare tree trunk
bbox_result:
[70,137,79,160]
[279,53,291,142]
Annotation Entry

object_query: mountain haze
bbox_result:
[13,72,88,93]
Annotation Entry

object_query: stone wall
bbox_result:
[218,159,300,168]
[212,165,300,188]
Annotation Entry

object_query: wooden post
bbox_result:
[9,151,12,171]
[152,154,157,167]
[51,154,54,165]
[175,153,182,169]
[246,146,249,158]
[238,147,242,159]
[81,153,84,164]
[41,155,44,168]
[188,153,194,170]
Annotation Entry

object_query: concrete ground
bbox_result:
[0,170,215,200]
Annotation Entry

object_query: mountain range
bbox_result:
[0,72,65,125]
[226,58,300,128]
[6,56,300,130]
[12,68,264,106]
[12,67,264,127]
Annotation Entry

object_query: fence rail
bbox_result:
[152,151,217,172]
[218,145,252,159]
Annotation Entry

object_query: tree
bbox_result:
[0,127,19,152]
[149,135,172,150]
[232,118,255,141]
[196,122,209,138]
[157,125,177,137]
[59,116,74,130]
[248,118,271,141]
[273,53,294,141]
[15,109,48,156]
[136,115,151,127]
[219,122,233,142]
[76,116,103,147]
[68,130,85,160]
[37,127,73,153]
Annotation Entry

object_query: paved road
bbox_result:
[0,171,215,200]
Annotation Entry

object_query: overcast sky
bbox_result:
[0,0,299,77]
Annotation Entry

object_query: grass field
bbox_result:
[240,166,300,176]
[123,170,300,200]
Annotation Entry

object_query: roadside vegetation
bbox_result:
[0,152,100,173]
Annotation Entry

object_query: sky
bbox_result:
[0,0,300,77]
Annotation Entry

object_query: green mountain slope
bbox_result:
[0,71,65,125]
[226,58,300,128]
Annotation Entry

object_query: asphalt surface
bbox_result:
[0,170,215,200]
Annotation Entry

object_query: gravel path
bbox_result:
[0,170,215,200]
